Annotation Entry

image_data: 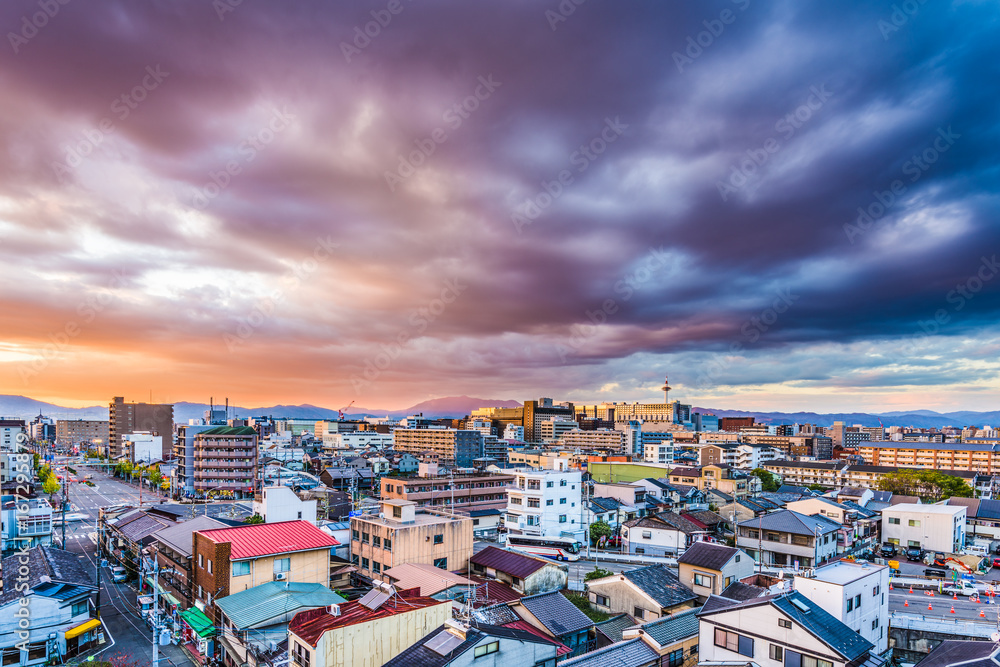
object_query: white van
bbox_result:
[965,544,989,557]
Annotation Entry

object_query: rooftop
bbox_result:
[885,503,965,515]
[559,638,658,667]
[471,546,549,579]
[384,563,475,597]
[914,641,999,667]
[196,520,338,560]
[519,591,593,637]
[626,606,700,647]
[152,515,228,558]
[216,581,346,628]
[805,560,888,586]
[621,564,698,609]
[677,542,741,571]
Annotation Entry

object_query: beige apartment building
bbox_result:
[858,442,1000,472]
[380,472,513,511]
[55,420,110,447]
[350,500,473,580]
[391,428,483,467]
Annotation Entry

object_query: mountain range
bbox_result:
[0,394,995,429]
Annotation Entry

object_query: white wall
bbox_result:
[794,564,889,653]
[253,486,317,524]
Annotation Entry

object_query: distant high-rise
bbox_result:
[109,396,174,459]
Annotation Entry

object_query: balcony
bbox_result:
[194,459,254,468]
[194,472,253,480]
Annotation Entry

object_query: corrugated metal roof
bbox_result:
[152,515,228,557]
[384,563,474,597]
[471,546,547,578]
[197,520,338,559]
[215,582,345,628]
[290,588,446,646]
[559,638,658,667]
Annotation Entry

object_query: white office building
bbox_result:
[123,431,162,464]
[795,560,890,653]
[505,468,583,540]
[881,503,966,553]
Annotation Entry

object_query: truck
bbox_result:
[943,580,981,597]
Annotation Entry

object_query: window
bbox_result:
[770,645,784,661]
[694,573,713,587]
[297,511,302,519]
[786,653,832,667]
[198,554,204,568]
[634,607,645,619]
[207,559,213,574]
[873,585,880,596]
[434,557,448,569]
[560,479,567,486]
[293,641,311,667]
[361,557,370,569]
[559,515,567,523]
[909,519,920,527]
[546,481,554,488]
[668,648,684,667]
[593,594,609,606]
[847,598,854,612]
[854,593,861,607]
[889,517,900,525]
[528,498,540,508]
[384,538,392,551]
[373,561,381,573]
[474,641,499,658]
[362,531,370,543]
[71,601,88,616]
[352,528,360,540]
[735,555,740,562]
[871,617,879,629]
[511,497,522,505]
[715,629,753,657]
[433,534,444,544]
[274,557,290,573]
[233,561,251,576]
[778,619,792,629]
[393,505,402,518]
[560,498,567,504]
[546,499,554,506]
[373,536,381,548]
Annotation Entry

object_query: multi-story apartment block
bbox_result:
[794,560,890,653]
[380,472,513,511]
[55,420,110,449]
[667,465,749,499]
[741,433,831,459]
[556,428,627,452]
[192,426,257,499]
[505,468,583,538]
[645,441,674,464]
[109,396,174,459]
[718,417,755,431]
[539,419,579,443]
[523,398,576,443]
[0,420,26,452]
[857,442,1000,472]
[350,499,473,579]
[174,423,214,496]
[392,428,483,467]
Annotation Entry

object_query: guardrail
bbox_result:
[889,611,997,636]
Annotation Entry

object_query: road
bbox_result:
[55,459,194,667]
[473,540,637,584]
[889,586,1000,622]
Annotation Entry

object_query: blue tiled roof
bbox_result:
[635,606,700,647]
[559,638,658,667]
[772,592,874,661]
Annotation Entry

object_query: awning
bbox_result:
[64,618,101,640]
[179,608,215,638]
[163,592,180,606]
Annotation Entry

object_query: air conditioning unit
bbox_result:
[274,572,287,581]
[328,604,340,616]
[268,640,279,652]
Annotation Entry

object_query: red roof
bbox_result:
[289,587,446,646]
[195,520,338,559]
[471,546,547,578]
[469,576,522,606]
[681,513,709,529]
[502,621,572,656]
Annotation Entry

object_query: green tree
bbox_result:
[877,469,973,501]
[32,453,40,470]
[243,514,265,524]
[42,476,60,496]
[589,520,613,546]
[807,483,826,492]
[751,468,780,492]
[148,468,163,488]
[584,567,614,582]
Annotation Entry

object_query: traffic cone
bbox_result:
[890,583,893,590]
[904,599,909,607]
[929,602,933,610]
[954,593,958,600]
[929,591,935,596]
[951,605,956,614]
[981,608,986,617]
[909,586,914,593]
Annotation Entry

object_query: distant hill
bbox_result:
[1,393,995,429]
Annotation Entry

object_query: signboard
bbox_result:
[348,510,362,518]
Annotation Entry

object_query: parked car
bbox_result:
[925,568,948,578]
[992,557,1000,569]
[111,566,128,583]
[944,581,981,597]
[880,543,897,557]
[906,547,925,561]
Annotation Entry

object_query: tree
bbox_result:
[584,567,614,581]
[148,468,163,488]
[243,514,265,524]
[589,520,613,546]
[42,476,60,496]
[751,468,780,492]
[807,483,826,492]
[32,453,40,470]
[877,469,973,501]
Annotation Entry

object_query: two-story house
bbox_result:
[470,546,568,595]
[737,510,839,568]
[794,560,890,653]
[677,542,754,602]
[586,565,698,623]
[622,512,709,557]
[513,591,595,658]
[150,515,229,612]
[385,621,560,667]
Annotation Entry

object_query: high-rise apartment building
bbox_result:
[192,425,258,498]
[392,428,483,467]
[109,396,174,459]
[56,420,110,448]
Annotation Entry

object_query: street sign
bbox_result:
[349,510,362,517]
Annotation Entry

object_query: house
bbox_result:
[215,581,346,667]
[668,465,749,500]
[0,546,98,665]
[470,546,568,595]
[252,485,317,524]
[101,507,176,580]
[737,510,839,568]
[717,496,785,527]
[794,560,890,653]
[466,508,504,539]
[785,497,877,554]
[697,590,876,667]
[471,602,573,657]
[192,520,338,622]
[513,591,595,658]
[677,542,754,602]
[912,641,999,667]
[593,613,637,648]
[352,499,473,579]
[621,605,701,667]
[585,497,626,528]
[591,482,647,518]
[0,496,52,553]
[621,512,708,557]
[586,564,698,622]
[384,621,560,667]
[385,562,476,601]
[881,503,966,553]
[558,638,659,667]
[150,515,229,612]
[288,586,451,667]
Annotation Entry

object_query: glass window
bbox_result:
[559,515,567,523]
[770,645,783,661]
[434,534,444,544]
[668,648,684,667]
[560,479,567,486]
[434,557,448,569]
[694,573,713,587]
[594,594,609,606]
[560,498,567,504]
[474,641,499,657]
[546,499,554,506]
[634,607,644,619]
[384,538,392,551]
[71,601,88,616]
[373,536,381,548]
[909,519,920,527]
[233,561,251,576]
[546,481,554,488]
[274,557,290,573]
[361,557,369,569]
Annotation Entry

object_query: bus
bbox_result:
[505,535,584,561]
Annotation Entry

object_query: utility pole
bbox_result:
[95,515,102,619]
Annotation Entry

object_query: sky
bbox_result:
[1,0,998,413]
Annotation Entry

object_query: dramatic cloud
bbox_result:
[1,0,998,411]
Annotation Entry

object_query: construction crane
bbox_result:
[338,400,355,421]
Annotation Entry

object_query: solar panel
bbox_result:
[425,630,464,656]
[358,589,391,611]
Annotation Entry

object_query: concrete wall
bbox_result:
[523,564,569,595]
[889,626,991,664]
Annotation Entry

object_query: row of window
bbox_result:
[510,497,573,507]
[887,517,920,526]
[716,624,833,667]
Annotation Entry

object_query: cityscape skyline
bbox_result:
[2,2,998,413]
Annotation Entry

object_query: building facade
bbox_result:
[109,396,174,459]
[505,469,583,538]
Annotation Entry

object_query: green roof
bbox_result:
[179,607,215,638]
[215,582,346,629]
[199,426,257,437]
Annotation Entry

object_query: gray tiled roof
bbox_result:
[677,542,739,570]
[519,591,593,637]
[622,565,698,609]
[634,606,700,647]
[914,640,998,667]
[559,638,658,667]
[594,614,635,644]
[719,582,767,601]
[772,591,874,661]
[738,509,840,536]
[472,602,520,626]
[385,623,556,667]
